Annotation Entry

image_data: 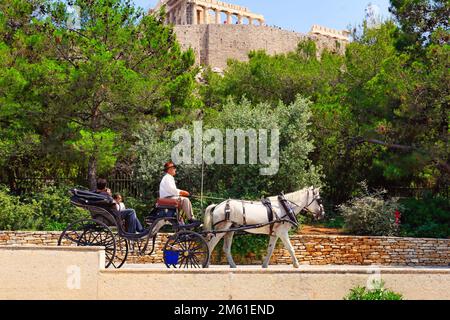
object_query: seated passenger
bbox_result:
[113,193,126,211]
[95,178,144,234]
[159,161,199,224]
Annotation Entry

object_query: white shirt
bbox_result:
[159,174,181,198]
[115,202,126,211]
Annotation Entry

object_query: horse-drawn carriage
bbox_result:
[58,189,210,269]
[58,187,325,269]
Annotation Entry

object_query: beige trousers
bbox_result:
[171,196,194,220]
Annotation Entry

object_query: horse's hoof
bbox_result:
[262,265,269,269]
[230,265,237,269]
[293,264,300,269]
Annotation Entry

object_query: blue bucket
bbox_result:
[164,250,180,265]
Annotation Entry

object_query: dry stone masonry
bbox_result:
[1,231,448,267]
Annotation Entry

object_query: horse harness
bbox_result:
[213,200,247,228]
[262,195,299,235]
[212,195,299,234]
[261,198,277,235]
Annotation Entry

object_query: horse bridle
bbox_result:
[287,189,323,218]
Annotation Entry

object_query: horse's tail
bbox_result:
[203,204,216,231]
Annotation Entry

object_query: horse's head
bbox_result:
[304,187,325,220]
[285,187,325,221]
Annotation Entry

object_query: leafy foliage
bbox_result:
[0,0,199,189]
[0,186,38,230]
[202,18,449,205]
[0,1,448,240]
[133,96,323,200]
[339,183,403,236]
[344,280,403,300]
[389,0,449,50]
[206,96,323,197]
[0,185,88,230]
[216,234,269,260]
[399,195,450,238]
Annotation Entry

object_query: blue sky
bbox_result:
[134,0,392,33]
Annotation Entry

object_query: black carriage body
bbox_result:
[58,189,210,269]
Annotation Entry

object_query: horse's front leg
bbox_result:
[278,228,300,268]
[206,222,231,267]
[262,234,278,269]
[223,231,237,268]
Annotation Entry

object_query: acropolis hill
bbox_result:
[150,0,350,69]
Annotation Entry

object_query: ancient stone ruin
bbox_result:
[151,0,265,26]
[150,0,350,69]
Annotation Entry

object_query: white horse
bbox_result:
[203,187,325,268]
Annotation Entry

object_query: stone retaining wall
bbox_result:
[1,231,448,266]
[2,245,449,299]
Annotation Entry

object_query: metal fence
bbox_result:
[11,173,154,199]
[387,186,449,200]
[8,174,449,201]
[104,173,154,199]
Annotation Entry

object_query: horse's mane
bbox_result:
[267,188,308,203]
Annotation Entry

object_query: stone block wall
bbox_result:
[0,231,448,267]
[174,24,346,69]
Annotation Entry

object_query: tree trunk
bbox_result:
[88,155,97,191]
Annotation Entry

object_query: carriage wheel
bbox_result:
[163,231,210,269]
[111,235,128,269]
[58,219,117,269]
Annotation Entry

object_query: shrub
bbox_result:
[339,184,402,236]
[344,280,403,300]
[230,234,269,259]
[399,195,449,239]
[323,215,345,229]
[22,186,89,230]
[0,185,89,231]
[0,186,38,230]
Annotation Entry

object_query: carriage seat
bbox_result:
[69,189,119,226]
[156,198,181,210]
[145,198,180,222]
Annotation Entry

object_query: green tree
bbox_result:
[0,0,55,187]
[0,0,199,189]
[201,43,344,108]
[44,0,198,189]
[389,0,449,51]
[345,21,449,190]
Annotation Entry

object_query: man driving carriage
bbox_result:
[95,178,144,234]
[159,161,199,224]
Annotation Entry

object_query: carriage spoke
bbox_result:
[163,231,209,269]
[58,219,116,269]
[191,255,201,268]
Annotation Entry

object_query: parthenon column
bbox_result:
[191,4,197,25]
[238,14,243,24]
[181,3,187,25]
[202,6,208,24]
[215,9,220,24]
[226,12,232,24]
[175,7,180,24]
